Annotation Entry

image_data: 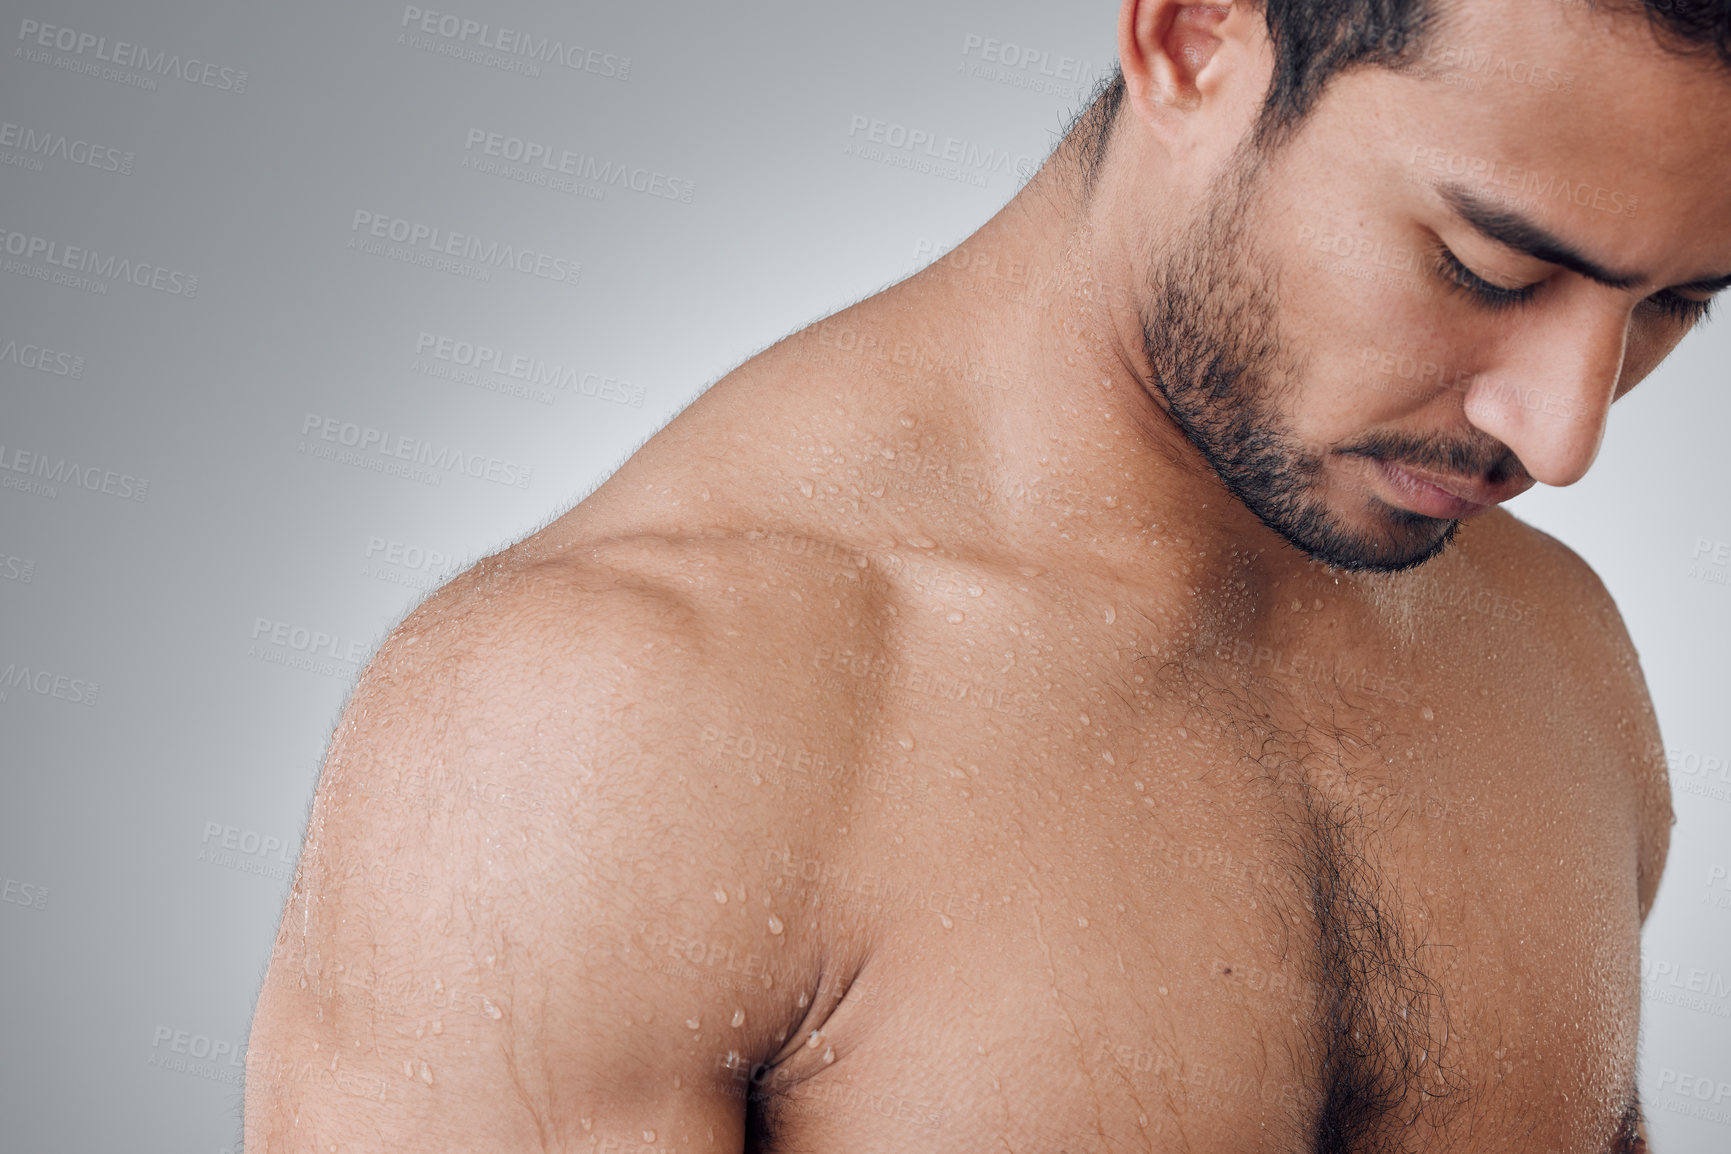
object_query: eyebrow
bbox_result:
[1437,181,1731,297]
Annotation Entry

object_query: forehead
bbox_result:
[1310,0,1731,275]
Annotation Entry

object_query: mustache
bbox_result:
[1334,430,1529,485]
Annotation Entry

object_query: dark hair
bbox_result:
[1080,0,1731,156]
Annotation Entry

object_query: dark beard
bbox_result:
[1139,151,1461,574]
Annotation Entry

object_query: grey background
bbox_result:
[0,1,1726,1151]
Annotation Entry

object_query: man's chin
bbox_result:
[1267,502,1461,574]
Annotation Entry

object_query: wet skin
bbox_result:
[242,1,1731,1150]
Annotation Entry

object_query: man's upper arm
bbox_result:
[244,565,802,1151]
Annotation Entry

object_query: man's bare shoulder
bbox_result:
[245,540,869,1150]
[1458,509,1673,913]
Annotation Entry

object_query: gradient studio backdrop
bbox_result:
[1,1,1728,1150]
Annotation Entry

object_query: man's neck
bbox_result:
[852,164,1295,594]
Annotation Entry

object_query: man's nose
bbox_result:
[1459,288,1630,488]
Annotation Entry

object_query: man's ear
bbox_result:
[1118,0,1238,132]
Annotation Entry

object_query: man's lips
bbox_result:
[1370,458,1532,520]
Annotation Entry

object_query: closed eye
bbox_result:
[1434,243,1717,327]
[1432,244,1540,311]
[1639,289,1715,326]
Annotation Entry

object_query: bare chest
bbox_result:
[709,578,1646,1154]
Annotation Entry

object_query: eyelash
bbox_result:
[1433,245,1538,312]
[1641,290,1715,326]
[1433,244,1716,326]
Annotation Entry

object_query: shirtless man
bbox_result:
[243,0,1731,1150]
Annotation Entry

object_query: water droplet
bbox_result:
[945,610,965,624]
[482,998,503,1020]
[1174,727,1188,739]
[643,1130,657,1143]
[822,1046,836,1064]
[967,585,983,597]
[419,1062,434,1085]
[1079,713,1090,726]
[686,1016,702,1030]
[430,1019,442,1035]
[898,734,915,751]
[797,991,809,1008]
[1102,751,1114,765]
[760,971,774,989]
[404,1060,415,1076]
[1104,606,1116,624]
[1134,780,1144,791]
[1421,706,1435,721]
[1077,916,1090,928]
[806,1030,823,1048]
[731,1008,746,1028]
[798,478,814,498]
[714,886,728,904]
[673,1074,682,1088]
[939,913,954,929]
[581,1117,593,1131]
[1158,986,1169,995]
